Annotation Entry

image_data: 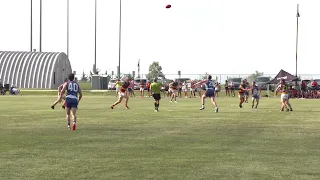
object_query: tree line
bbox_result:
[80,61,265,83]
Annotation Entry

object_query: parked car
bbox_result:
[134,78,147,90]
[228,77,242,90]
[255,76,271,90]
[108,79,117,90]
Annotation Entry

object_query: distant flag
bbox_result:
[296,4,300,17]
[138,59,140,68]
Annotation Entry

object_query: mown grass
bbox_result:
[77,82,92,90]
[1,94,320,179]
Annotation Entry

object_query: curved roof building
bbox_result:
[0,51,72,89]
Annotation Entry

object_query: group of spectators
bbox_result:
[0,79,20,95]
[285,80,319,99]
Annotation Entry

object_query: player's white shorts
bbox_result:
[169,89,176,94]
[238,94,244,98]
[116,87,120,92]
[118,91,127,97]
[281,94,289,101]
[140,88,144,91]
[190,88,195,91]
[197,88,202,92]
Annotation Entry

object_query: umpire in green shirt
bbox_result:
[150,78,163,112]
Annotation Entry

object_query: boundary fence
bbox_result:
[75,73,319,83]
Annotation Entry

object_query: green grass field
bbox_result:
[1,93,320,180]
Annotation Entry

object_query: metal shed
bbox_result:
[0,51,72,89]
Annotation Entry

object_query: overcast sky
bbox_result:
[0,0,319,79]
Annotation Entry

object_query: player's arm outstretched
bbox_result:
[258,86,262,95]
[246,84,251,91]
[150,84,153,93]
[195,79,208,85]
[274,85,281,96]
[78,84,83,103]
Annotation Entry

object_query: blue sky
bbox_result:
[0,0,319,79]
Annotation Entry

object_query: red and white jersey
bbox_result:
[129,81,134,88]
[58,83,65,92]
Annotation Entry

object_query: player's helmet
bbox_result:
[207,75,212,80]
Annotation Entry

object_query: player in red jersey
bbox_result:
[146,81,151,97]
[127,79,135,97]
[111,77,130,109]
[51,78,68,109]
[190,81,196,98]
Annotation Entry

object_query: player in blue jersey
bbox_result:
[195,75,219,113]
[251,81,261,108]
[59,73,82,130]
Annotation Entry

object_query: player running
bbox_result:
[150,78,163,112]
[251,81,261,108]
[196,75,219,113]
[190,81,196,98]
[113,79,121,97]
[59,74,82,130]
[244,79,250,103]
[230,81,235,97]
[51,78,68,109]
[127,79,135,97]
[238,80,247,108]
[111,77,130,109]
[139,80,145,98]
[275,79,293,112]
[169,80,178,103]
[196,80,202,97]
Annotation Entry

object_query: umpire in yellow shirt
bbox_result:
[150,78,163,112]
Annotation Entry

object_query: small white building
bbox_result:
[0,51,72,89]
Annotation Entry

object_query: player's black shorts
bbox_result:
[152,94,161,100]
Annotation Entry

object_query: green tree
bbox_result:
[201,72,209,80]
[146,61,165,80]
[80,71,88,82]
[247,71,264,82]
